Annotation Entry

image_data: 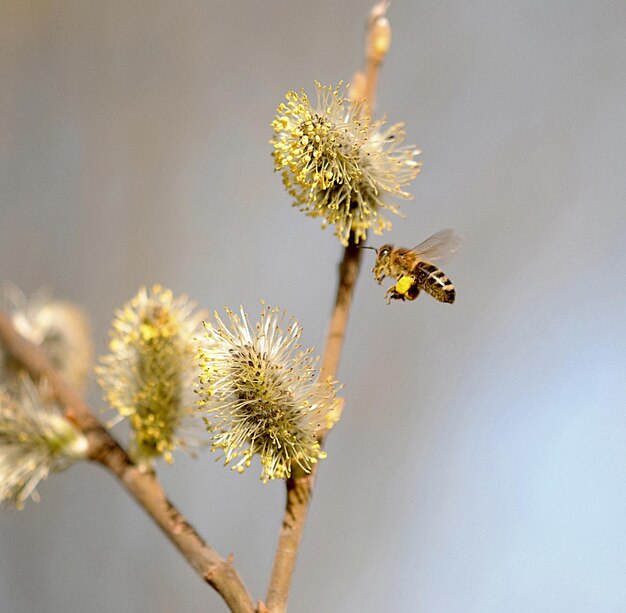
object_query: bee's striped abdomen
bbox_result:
[415,262,456,304]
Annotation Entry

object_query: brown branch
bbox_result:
[265,3,392,611]
[0,311,256,613]
[363,0,391,117]
[264,464,318,613]
[319,239,363,381]
[265,242,361,613]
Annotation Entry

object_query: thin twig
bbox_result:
[264,463,318,613]
[265,242,360,613]
[319,239,363,381]
[0,311,256,613]
[363,0,391,117]
[265,3,391,611]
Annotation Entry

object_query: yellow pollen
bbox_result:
[395,275,414,295]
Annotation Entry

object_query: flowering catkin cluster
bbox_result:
[272,82,422,245]
[0,379,88,509]
[0,284,93,393]
[97,286,206,465]
[196,306,338,482]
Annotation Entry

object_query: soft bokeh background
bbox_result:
[2,1,626,611]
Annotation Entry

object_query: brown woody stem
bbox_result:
[265,242,361,613]
[0,311,255,613]
[265,4,391,611]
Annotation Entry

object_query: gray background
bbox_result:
[1,1,626,612]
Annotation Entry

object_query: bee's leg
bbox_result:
[395,275,415,297]
[385,286,406,303]
[385,276,419,303]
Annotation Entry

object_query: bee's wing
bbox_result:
[410,228,461,262]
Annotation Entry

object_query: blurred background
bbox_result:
[1,1,626,611]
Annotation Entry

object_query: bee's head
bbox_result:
[372,244,393,284]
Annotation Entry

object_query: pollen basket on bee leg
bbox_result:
[394,275,414,296]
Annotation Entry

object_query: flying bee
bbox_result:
[365,229,461,304]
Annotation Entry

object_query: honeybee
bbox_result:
[367,229,461,304]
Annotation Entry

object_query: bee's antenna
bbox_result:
[358,245,377,251]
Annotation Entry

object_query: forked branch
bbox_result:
[0,311,256,613]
